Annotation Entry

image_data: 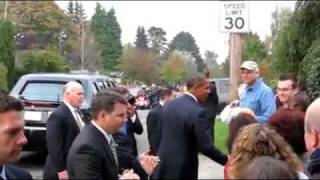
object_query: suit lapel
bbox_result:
[61,103,80,132]
[5,166,17,180]
[89,124,118,171]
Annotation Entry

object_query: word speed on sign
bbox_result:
[219,1,249,33]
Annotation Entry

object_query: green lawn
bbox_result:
[214,118,229,154]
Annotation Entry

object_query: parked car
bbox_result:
[9,73,116,152]
[208,78,230,112]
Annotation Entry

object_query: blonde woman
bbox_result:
[228,124,307,179]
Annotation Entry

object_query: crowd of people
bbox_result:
[0,59,319,179]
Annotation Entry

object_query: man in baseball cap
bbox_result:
[238,60,276,123]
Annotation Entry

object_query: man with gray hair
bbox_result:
[305,98,320,178]
[44,81,85,179]
[238,60,276,123]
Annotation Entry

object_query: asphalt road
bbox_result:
[15,109,223,179]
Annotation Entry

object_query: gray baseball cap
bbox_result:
[240,60,258,71]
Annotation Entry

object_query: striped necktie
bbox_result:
[109,136,118,167]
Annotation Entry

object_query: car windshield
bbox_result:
[21,82,65,102]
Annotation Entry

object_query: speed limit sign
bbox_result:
[219,1,249,33]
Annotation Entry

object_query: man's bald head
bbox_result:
[305,98,320,132]
[63,81,84,107]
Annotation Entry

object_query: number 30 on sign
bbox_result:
[219,1,249,33]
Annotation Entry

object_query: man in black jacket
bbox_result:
[305,98,320,178]
[109,87,145,175]
[153,74,227,179]
[0,94,32,179]
[43,81,85,179]
[67,91,159,179]
[201,68,219,141]
[146,87,173,155]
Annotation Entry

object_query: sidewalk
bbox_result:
[198,154,224,179]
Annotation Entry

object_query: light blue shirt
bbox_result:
[239,78,276,123]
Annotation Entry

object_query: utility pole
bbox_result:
[80,1,85,70]
[229,33,243,102]
[4,0,8,20]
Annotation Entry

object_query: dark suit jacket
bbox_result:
[201,82,219,141]
[113,111,146,178]
[146,104,162,155]
[154,94,227,179]
[3,165,33,180]
[67,123,118,179]
[43,103,81,179]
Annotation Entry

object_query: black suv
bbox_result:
[9,73,116,152]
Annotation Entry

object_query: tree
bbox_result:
[167,31,205,71]
[160,50,197,85]
[0,63,8,91]
[67,1,74,16]
[120,44,159,84]
[0,21,15,88]
[135,26,148,51]
[204,50,218,69]
[271,6,292,39]
[242,32,267,62]
[18,50,69,74]
[147,26,167,55]
[91,4,122,72]
[74,1,86,23]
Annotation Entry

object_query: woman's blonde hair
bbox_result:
[228,124,303,179]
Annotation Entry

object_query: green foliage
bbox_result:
[0,20,15,88]
[19,50,69,74]
[272,1,320,75]
[147,26,167,55]
[167,31,205,72]
[134,26,148,51]
[0,63,8,91]
[301,38,320,100]
[91,4,122,72]
[161,50,197,85]
[242,32,267,62]
[119,44,159,84]
[214,119,228,154]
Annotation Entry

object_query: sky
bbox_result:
[56,1,296,64]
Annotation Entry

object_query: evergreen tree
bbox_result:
[167,31,205,71]
[134,26,148,51]
[91,4,122,72]
[67,1,74,16]
[147,26,167,55]
[0,21,15,88]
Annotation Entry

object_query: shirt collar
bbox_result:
[159,100,165,106]
[64,101,76,112]
[246,78,262,91]
[0,165,6,180]
[91,121,112,143]
[185,92,198,103]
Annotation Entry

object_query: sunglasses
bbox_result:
[128,97,136,105]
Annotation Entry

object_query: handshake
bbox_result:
[119,150,160,180]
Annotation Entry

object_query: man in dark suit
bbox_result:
[0,94,32,179]
[146,87,173,155]
[201,68,219,142]
[43,81,85,179]
[67,91,159,179]
[154,74,228,179]
[109,87,145,175]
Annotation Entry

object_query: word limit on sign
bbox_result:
[219,1,249,33]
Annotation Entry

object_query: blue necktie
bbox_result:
[121,122,128,135]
